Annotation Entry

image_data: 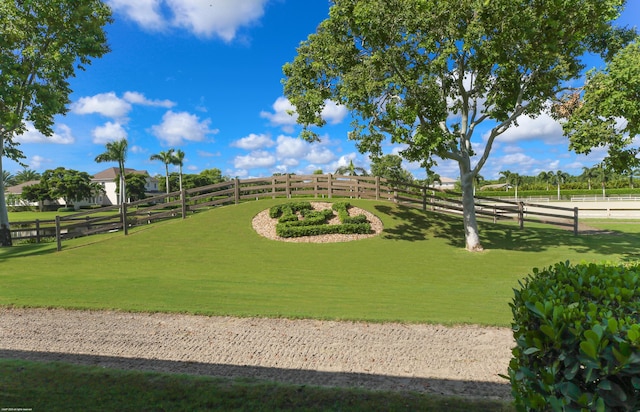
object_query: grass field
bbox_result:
[2,199,638,411]
[3,198,639,326]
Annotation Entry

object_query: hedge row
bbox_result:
[508,261,640,411]
[273,201,371,238]
[269,202,313,219]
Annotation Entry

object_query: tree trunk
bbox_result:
[459,166,483,252]
[0,144,12,246]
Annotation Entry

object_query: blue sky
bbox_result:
[6,0,640,181]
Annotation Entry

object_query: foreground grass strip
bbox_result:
[0,359,514,411]
[2,199,638,326]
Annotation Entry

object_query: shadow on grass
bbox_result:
[376,204,640,261]
[0,349,511,401]
[0,242,57,261]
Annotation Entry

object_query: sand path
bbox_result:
[0,308,513,399]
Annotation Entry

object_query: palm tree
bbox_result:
[555,170,569,200]
[498,170,512,191]
[595,164,611,198]
[537,171,553,191]
[511,173,523,201]
[95,139,128,205]
[150,149,175,197]
[335,159,368,176]
[172,149,185,193]
[580,166,596,190]
[622,167,640,189]
[2,171,16,188]
[14,169,41,184]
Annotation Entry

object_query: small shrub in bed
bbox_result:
[508,261,640,411]
[271,201,371,238]
[332,202,368,224]
[269,202,313,219]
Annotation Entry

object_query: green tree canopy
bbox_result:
[283,0,631,251]
[0,0,111,245]
[370,154,413,183]
[123,173,148,202]
[560,39,640,172]
[40,167,93,207]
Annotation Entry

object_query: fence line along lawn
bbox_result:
[1,199,637,326]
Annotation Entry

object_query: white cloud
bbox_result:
[321,100,348,125]
[16,123,75,144]
[92,122,128,144]
[151,110,217,145]
[106,0,165,31]
[73,91,175,120]
[260,97,298,127]
[168,0,267,41]
[276,135,308,159]
[29,155,49,170]
[108,0,268,40]
[123,91,176,108]
[197,150,220,157]
[231,133,274,150]
[491,113,565,145]
[72,92,132,119]
[261,97,348,130]
[305,146,336,164]
[130,145,146,154]
[233,150,276,169]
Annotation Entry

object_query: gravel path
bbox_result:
[0,308,513,399]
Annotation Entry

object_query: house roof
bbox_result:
[479,183,509,190]
[4,180,40,194]
[92,167,149,181]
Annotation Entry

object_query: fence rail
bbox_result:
[10,174,581,250]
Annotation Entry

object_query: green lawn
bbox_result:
[0,359,513,412]
[2,198,638,326]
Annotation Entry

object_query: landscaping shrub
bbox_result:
[269,202,313,219]
[332,201,368,224]
[508,261,640,411]
[271,201,371,238]
[57,207,75,213]
[276,222,370,238]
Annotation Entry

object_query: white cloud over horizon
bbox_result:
[107,0,268,41]
[151,110,218,146]
[15,123,75,145]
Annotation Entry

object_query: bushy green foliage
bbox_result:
[269,202,313,219]
[276,222,371,238]
[272,201,371,238]
[508,261,640,411]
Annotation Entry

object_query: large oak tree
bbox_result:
[0,0,112,246]
[283,0,631,251]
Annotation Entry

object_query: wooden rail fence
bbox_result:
[9,174,580,250]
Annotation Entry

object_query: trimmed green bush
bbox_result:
[508,261,640,411]
[332,201,368,224]
[269,202,313,219]
[276,222,371,238]
[271,201,372,238]
[57,207,75,213]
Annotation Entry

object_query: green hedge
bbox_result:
[508,261,640,411]
[276,222,371,238]
[272,201,371,238]
[269,202,313,219]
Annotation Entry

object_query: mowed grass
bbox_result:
[0,359,513,412]
[2,198,638,326]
